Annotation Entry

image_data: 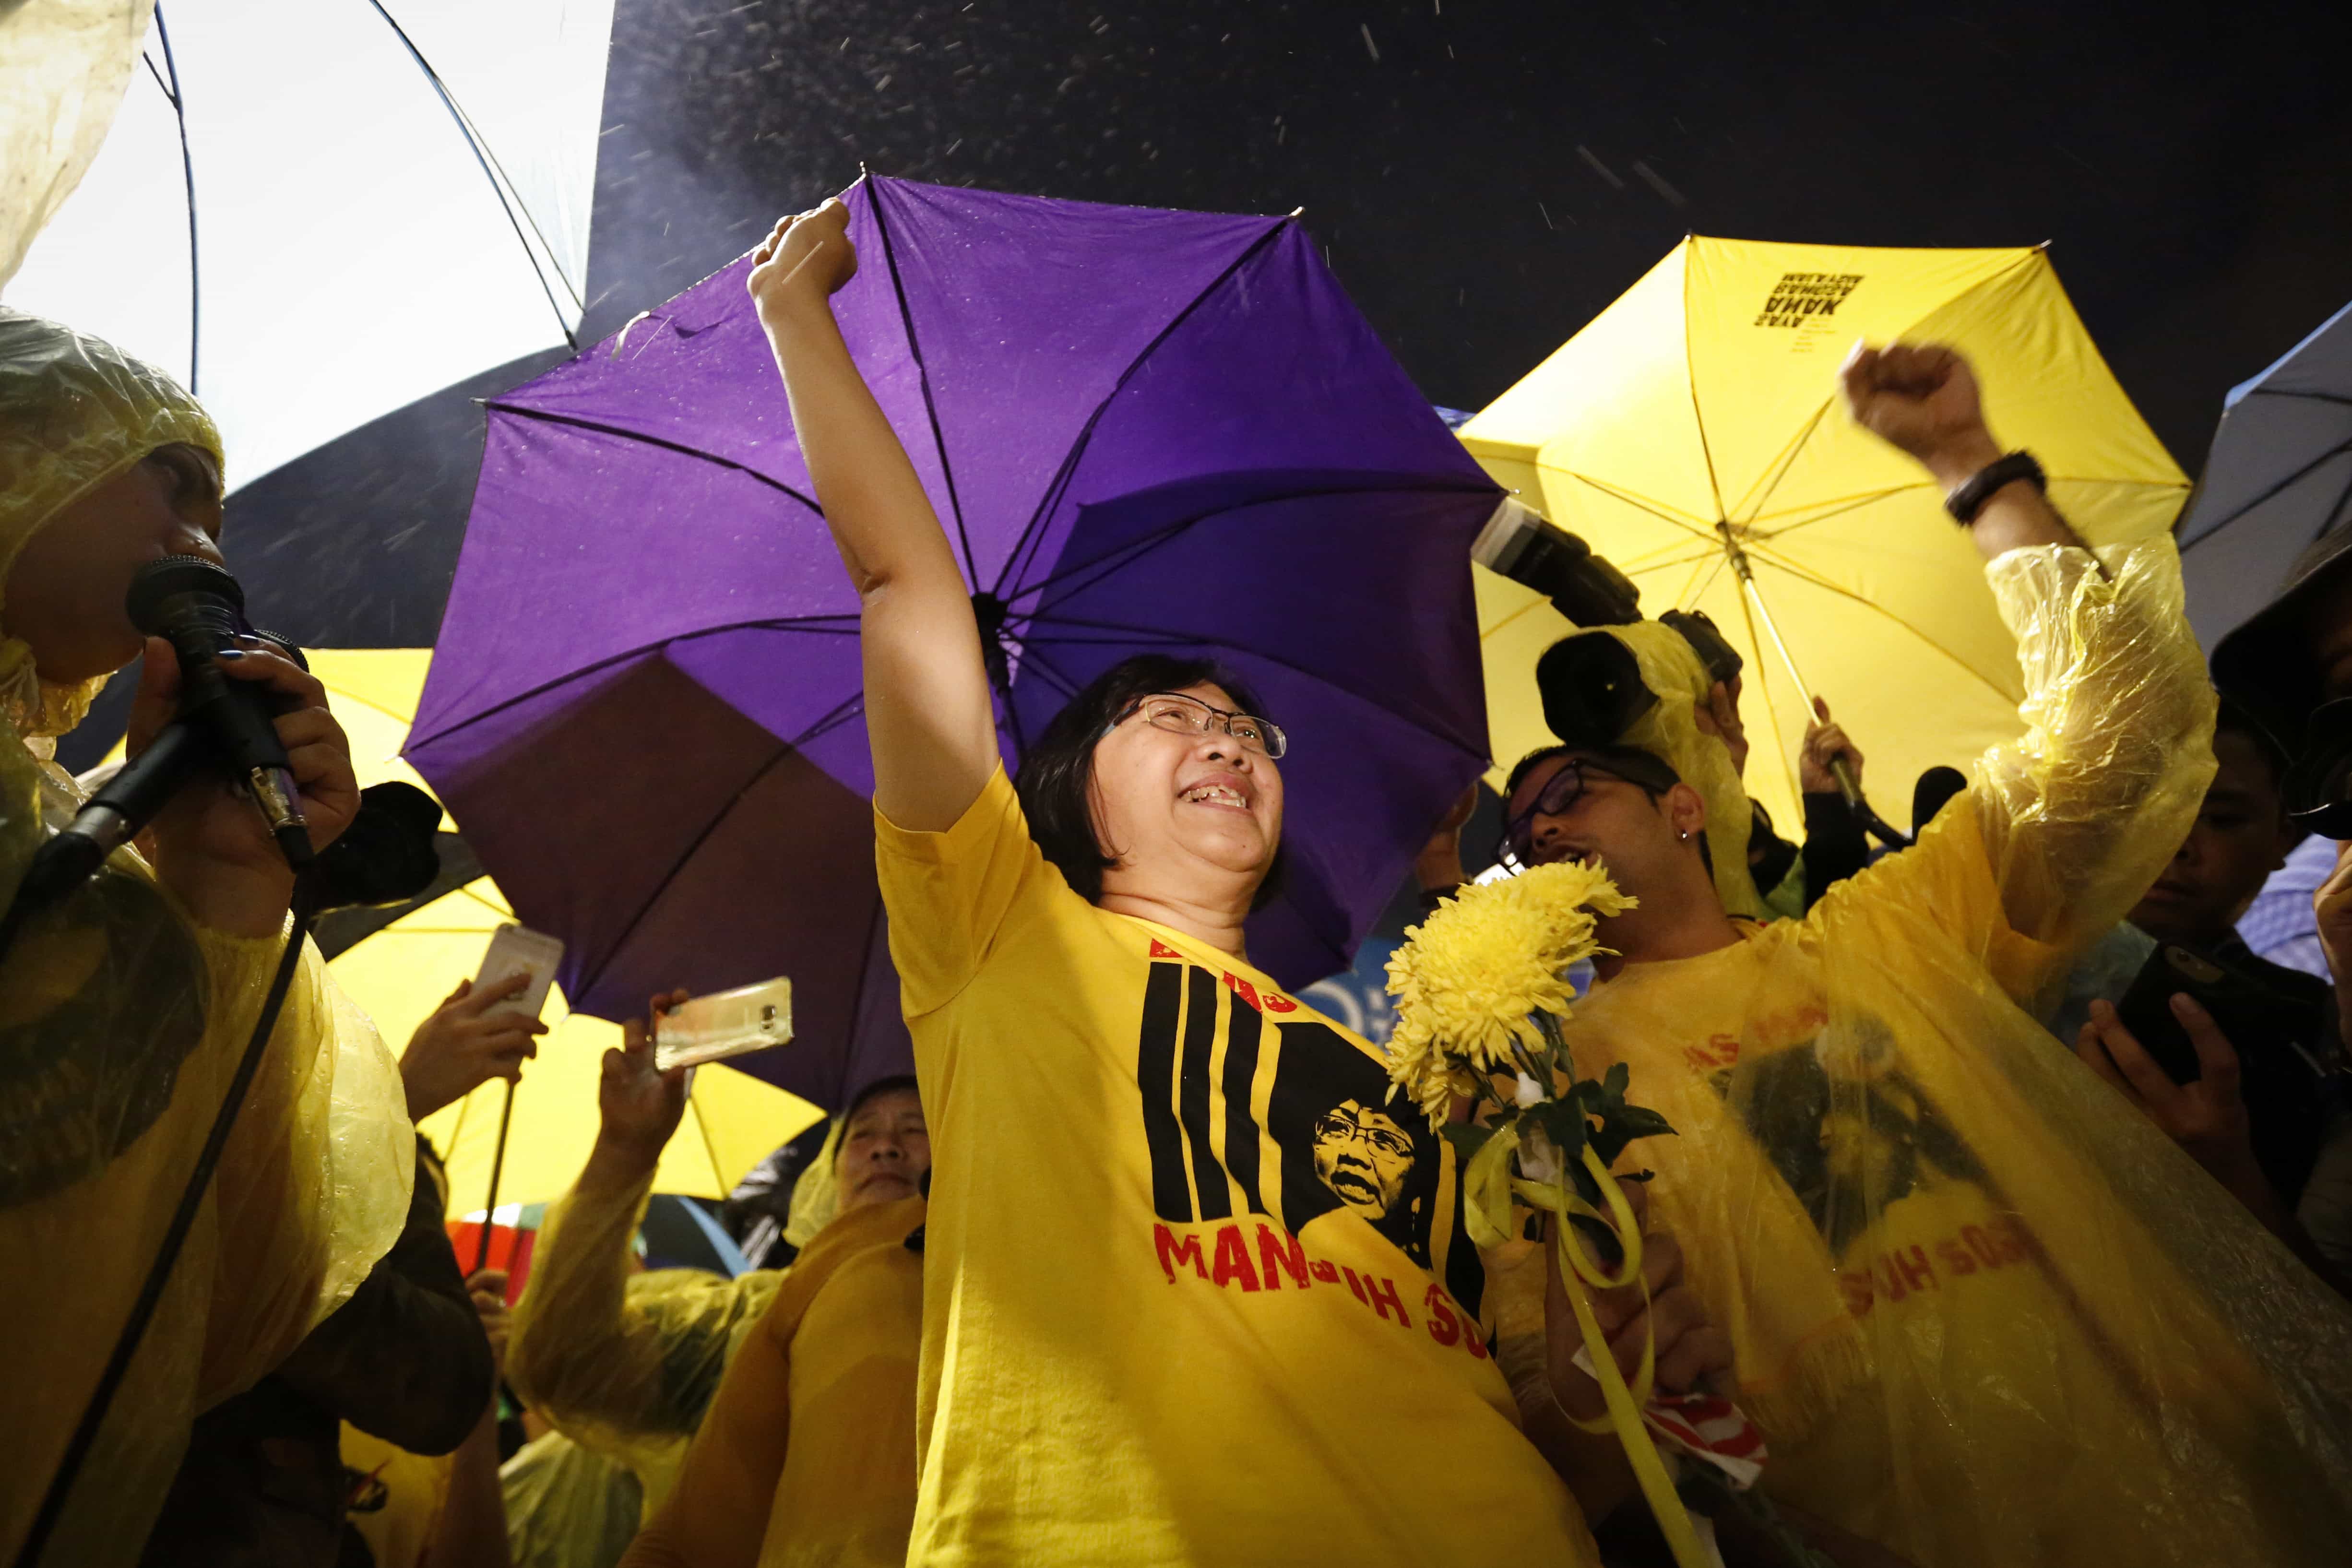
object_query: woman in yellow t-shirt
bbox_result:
[735,203,1734,1568]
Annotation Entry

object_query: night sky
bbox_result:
[61,0,2352,767]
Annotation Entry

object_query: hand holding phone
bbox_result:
[653,976,794,1071]
[473,924,565,1022]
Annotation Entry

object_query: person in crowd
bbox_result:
[1790,697,1871,909]
[2210,520,2352,1271]
[0,310,414,1566]
[335,973,568,1568]
[505,994,812,1516]
[140,962,551,1567]
[2039,699,2350,1283]
[615,1068,927,1568]
[745,199,1736,1567]
[1909,765,1968,838]
[1473,340,2352,1563]
[396,972,550,1124]
[136,1123,492,1568]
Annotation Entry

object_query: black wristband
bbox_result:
[1944,450,2045,525]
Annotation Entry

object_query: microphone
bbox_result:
[7,558,311,928]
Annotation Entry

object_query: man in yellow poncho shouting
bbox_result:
[1489,343,2352,1565]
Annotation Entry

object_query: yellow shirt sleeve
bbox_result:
[873,762,1048,1017]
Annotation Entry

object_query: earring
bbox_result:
[1679,830,1690,842]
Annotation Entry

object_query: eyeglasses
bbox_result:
[1313,1108,1414,1160]
[1117,691,1288,759]
[1500,757,1666,868]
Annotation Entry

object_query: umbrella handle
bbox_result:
[472,1079,518,1274]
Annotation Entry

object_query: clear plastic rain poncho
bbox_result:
[504,1120,836,1515]
[1549,539,2352,1565]
[0,309,413,1566]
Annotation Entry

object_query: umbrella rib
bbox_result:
[1010,477,1494,617]
[1740,249,2054,526]
[404,612,855,751]
[2239,387,2352,410]
[361,0,583,340]
[1681,250,1731,524]
[992,220,1295,596]
[485,402,829,515]
[864,181,983,587]
[1730,400,1835,523]
[149,6,199,391]
[1743,485,1923,544]
[2178,436,2352,548]
[1737,544,2019,705]
[1535,467,1722,542]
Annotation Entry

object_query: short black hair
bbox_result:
[1500,742,1709,875]
[834,1074,921,1164]
[1014,653,1289,908]
[2214,694,2292,799]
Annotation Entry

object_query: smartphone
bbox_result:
[2110,943,2322,1085]
[473,924,565,1022]
[654,976,794,1072]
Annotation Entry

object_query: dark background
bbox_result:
[61,0,2352,768]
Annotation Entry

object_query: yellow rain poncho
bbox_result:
[1553,538,2352,1565]
[0,310,412,1565]
[1527,618,1766,919]
[505,1120,840,1515]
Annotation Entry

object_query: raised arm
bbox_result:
[1839,342,2215,964]
[748,200,999,830]
[1841,343,2085,563]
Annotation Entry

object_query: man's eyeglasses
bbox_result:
[1500,756,1669,868]
[1116,691,1288,759]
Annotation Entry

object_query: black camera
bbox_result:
[2285,697,2352,839]
[1471,498,1643,628]
[1532,610,1744,752]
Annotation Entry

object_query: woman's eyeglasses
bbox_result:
[1117,692,1287,759]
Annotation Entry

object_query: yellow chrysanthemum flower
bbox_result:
[1384,860,1632,1123]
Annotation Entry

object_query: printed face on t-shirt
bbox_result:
[1132,946,1482,1308]
[1311,1100,1416,1220]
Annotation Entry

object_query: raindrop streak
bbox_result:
[1361,23,1379,61]
[1537,201,1556,230]
[1632,160,1687,208]
[1576,144,1626,189]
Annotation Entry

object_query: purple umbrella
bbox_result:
[407,177,1498,1109]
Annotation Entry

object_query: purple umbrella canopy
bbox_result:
[407,176,1499,1109]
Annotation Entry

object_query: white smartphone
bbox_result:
[653,976,793,1072]
[474,924,565,1021]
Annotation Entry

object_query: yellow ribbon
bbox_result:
[1462,1128,1712,1568]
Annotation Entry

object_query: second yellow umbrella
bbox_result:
[1461,238,2188,835]
[270,649,823,1212]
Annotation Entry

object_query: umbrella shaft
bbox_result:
[473,1080,518,1274]
[1722,531,1862,810]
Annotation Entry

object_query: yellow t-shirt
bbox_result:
[758,1197,925,1568]
[878,767,1595,1567]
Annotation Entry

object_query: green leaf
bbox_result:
[1439,1121,1497,1163]
[1589,1100,1677,1168]
[1529,1098,1591,1164]
[1604,1060,1630,1099]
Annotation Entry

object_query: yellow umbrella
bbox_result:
[109,649,824,1213]
[1460,238,2188,836]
